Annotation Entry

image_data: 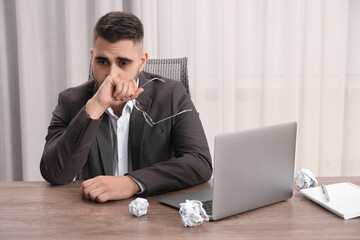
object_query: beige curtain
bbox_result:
[139,0,360,177]
[1,0,359,181]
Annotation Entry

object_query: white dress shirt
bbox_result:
[106,102,133,177]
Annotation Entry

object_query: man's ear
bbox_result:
[90,48,94,59]
[139,52,148,72]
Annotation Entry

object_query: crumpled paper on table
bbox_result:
[179,200,209,227]
[129,197,149,217]
[295,169,318,190]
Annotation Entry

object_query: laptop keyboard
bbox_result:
[202,200,213,216]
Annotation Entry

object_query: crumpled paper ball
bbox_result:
[295,169,318,190]
[129,197,149,217]
[179,200,209,227]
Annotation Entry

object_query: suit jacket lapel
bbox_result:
[91,81,113,175]
[129,72,153,171]
[96,113,113,175]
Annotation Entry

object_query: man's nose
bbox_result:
[109,63,121,77]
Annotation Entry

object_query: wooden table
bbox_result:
[0,177,359,239]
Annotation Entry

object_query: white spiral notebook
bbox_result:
[299,182,360,220]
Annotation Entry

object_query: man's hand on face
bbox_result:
[80,175,141,203]
[85,75,144,119]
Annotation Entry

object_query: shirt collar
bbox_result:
[106,101,134,119]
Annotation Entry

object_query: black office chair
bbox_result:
[88,57,190,95]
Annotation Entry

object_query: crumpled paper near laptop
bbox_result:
[179,200,209,227]
[295,169,318,190]
[129,197,149,217]
[129,197,209,227]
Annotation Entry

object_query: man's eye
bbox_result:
[118,61,129,66]
[96,60,108,65]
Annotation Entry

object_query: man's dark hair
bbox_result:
[93,11,144,45]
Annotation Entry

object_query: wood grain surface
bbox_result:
[0,177,359,239]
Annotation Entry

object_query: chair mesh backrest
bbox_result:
[88,57,190,95]
[143,57,190,95]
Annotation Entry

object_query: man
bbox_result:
[40,11,212,203]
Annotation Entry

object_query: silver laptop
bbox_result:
[159,122,297,221]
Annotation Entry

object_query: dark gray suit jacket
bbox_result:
[40,71,212,196]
